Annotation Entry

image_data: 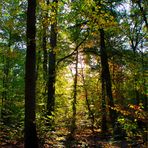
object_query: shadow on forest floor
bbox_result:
[0,128,147,148]
[43,128,147,148]
[63,129,139,148]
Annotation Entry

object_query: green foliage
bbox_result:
[118,116,138,138]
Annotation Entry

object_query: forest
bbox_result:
[0,0,147,147]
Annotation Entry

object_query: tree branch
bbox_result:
[57,33,89,65]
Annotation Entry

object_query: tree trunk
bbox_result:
[71,49,78,136]
[101,74,107,134]
[100,29,116,127]
[81,64,95,133]
[43,28,48,78]
[99,29,126,139]
[24,0,38,147]
[42,0,49,78]
[47,0,58,119]
[141,48,147,111]
[41,0,49,99]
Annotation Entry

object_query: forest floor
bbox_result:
[1,127,147,148]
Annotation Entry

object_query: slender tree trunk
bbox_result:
[2,56,6,103]
[81,64,95,133]
[85,89,95,133]
[141,48,147,111]
[101,74,107,134]
[1,55,5,119]
[43,28,48,77]
[132,40,140,105]
[71,49,78,136]
[42,0,49,78]
[24,0,38,147]
[42,0,49,99]
[47,0,58,119]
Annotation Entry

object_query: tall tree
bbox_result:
[100,29,116,131]
[47,0,58,117]
[120,1,147,106]
[101,66,107,134]
[42,0,49,80]
[100,29,126,140]
[70,49,78,136]
[24,0,38,147]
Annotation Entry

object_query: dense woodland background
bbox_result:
[0,0,147,147]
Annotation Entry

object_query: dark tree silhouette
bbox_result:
[24,0,38,147]
[47,0,58,119]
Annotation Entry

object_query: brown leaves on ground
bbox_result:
[0,127,147,148]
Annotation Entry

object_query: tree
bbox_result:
[132,0,148,29]
[47,0,58,119]
[24,0,38,147]
[42,0,49,78]
[70,49,78,136]
[100,28,116,133]
[120,1,147,109]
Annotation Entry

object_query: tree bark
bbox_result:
[100,29,126,139]
[41,0,49,98]
[101,74,107,134]
[42,0,49,78]
[100,29,116,126]
[24,0,38,147]
[47,0,58,118]
[71,49,78,136]
[81,64,95,133]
